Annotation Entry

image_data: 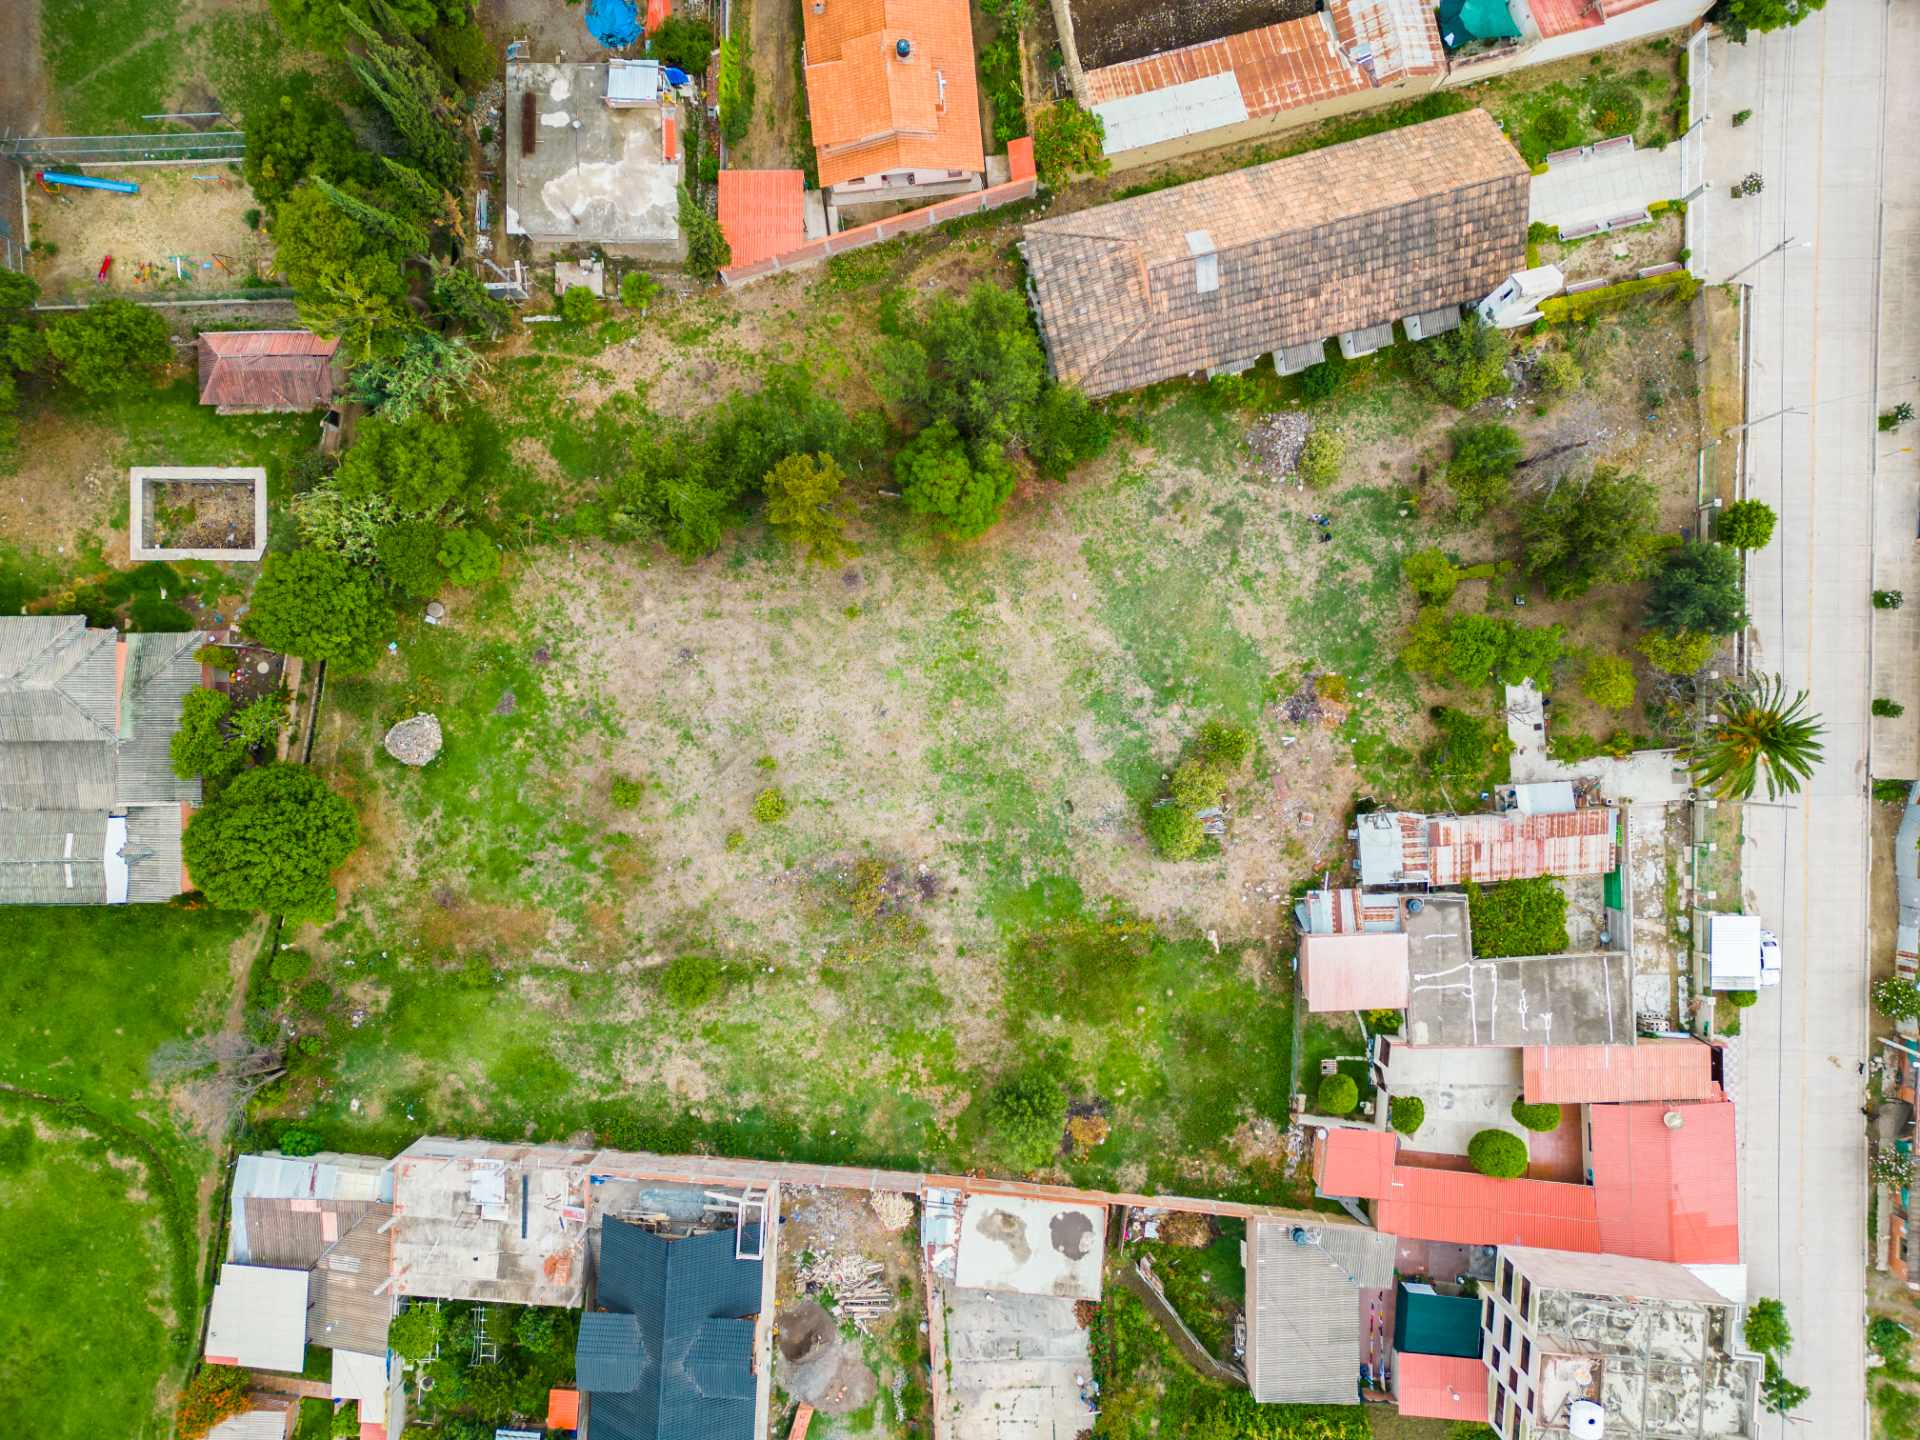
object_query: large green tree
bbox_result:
[336,412,470,514]
[1520,466,1661,599]
[45,299,171,395]
[877,282,1046,444]
[1647,542,1748,635]
[763,453,854,565]
[896,421,1018,540]
[1445,421,1524,521]
[170,689,246,783]
[244,548,394,671]
[242,74,364,211]
[1412,313,1511,409]
[183,764,360,916]
[1713,0,1825,43]
[1686,673,1826,800]
[270,183,413,355]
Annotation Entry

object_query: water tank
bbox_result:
[895,37,912,57]
[1407,897,1425,914]
[1569,1399,1605,1437]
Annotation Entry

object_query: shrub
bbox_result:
[1647,544,1748,636]
[1425,707,1503,789]
[1168,757,1229,810]
[269,950,311,985]
[514,1307,563,1354]
[1533,348,1582,403]
[1032,101,1108,186]
[1581,652,1637,711]
[979,33,1028,150]
[1873,1148,1916,1188]
[277,1127,324,1156]
[1403,548,1461,605]
[295,978,332,1012]
[609,775,644,809]
[1744,1296,1792,1355]
[1510,1100,1563,1132]
[1869,1317,1912,1370]
[1874,779,1915,804]
[1414,314,1512,410]
[896,421,1018,540]
[438,528,501,587]
[336,412,471,516]
[375,520,443,598]
[388,1304,445,1363]
[1027,386,1113,481]
[1468,1128,1529,1178]
[1296,351,1342,401]
[244,549,393,671]
[753,786,788,823]
[1717,498,1777,550]
[1875,698,1906,718]
[648,13,716,71]
[1445,421,1523,521]
[1195,720,1254,767]
[718,34,754,146]
[680,184,732,280]
[47,299,172,395]
[876,282,1046,445]
[330,1401,360,1439]
[763,453,853,565]
[1521,105,1583,164]
[1467,877,1568,958]
[1145,802,1206,860]
[1585,79,1643,135]
[176,1366,251,1440]
[620,270,662,310]
[244,206,263,229]
[1316,1073,1359,1116]
[183,764,361,918]
[661,953,724,1008]
[987,1064,1068,1170]
[1731,108,1753,127]
[1723,989,1759,1009]
[558,285,600,325]
[1389,1095,1425,1136]
[1876,589,1905,610]
[1295,428,1344,488]
[1873,976,1920,1021]
[1639,628,1718,675]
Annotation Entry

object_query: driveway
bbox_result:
[1527,141,1683,231]
[1700,6,1896,1436]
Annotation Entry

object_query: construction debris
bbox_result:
[797,1252,893,1325]
[867,1191,913,1231]
[1244,411,1310,482]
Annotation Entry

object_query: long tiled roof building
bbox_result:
[1020,108,1528,396]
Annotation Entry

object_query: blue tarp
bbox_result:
[585,0,641,48]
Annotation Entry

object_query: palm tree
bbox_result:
[1686,673,1826,800]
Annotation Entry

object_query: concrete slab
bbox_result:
[942,1288,1095,1440]
[1380,1045,1525,1157]
[1406,948,1634,1048]
[954,1192,1104,1300]
[1529,141,1684,232]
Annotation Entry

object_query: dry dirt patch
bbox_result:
[26,164,272,299]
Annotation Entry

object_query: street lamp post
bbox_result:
[1721,236,1810,286]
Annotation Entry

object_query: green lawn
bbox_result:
[41,0,189,134]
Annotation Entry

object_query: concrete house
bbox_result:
[801,0,986,210]
[0,615,204,904]
[1020,109,1529,396]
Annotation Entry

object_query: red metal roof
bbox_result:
[1316,1127,1399,1199]
[1590,1098,1741,1264]
[1395,1352,1490,1422]
[1301,931,1410,1012]
[548,1389,579,1430]
[1523,1040,1716,1105]
[1425,809,1617,885]
[1375,1163,1602,1251]
[1526,0,1603,38]
[717,170,808,270]
[197,330,340,411]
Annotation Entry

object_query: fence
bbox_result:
[719,139,1038,286]
[0,131,246,164]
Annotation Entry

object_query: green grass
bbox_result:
[41,0,188,133]
[1135,1221,1246,1353]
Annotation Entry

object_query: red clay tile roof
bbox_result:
[1395,1353,1491,1422]
[1523,1040,1716,1105]
[802,0,984,189]
[1316,1127,1401,1199]
[548,1389,580,1430]
[198,330,340,410]
[1301,932,1411,1011]
[1590,1098,1741,1264]
[1021,109,1528,397]
[718,170,808,268]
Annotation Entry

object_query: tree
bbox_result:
[1444,422,1523,522]
[1412,313,1511,409]
[276,1127,324,1156]
[1639,628,1717,675]
[176,1366,251,1440]
[1467,877,1569,958]
[1145,802,1205,860]
[514,1307,563,1354]
[348,332,488,422]
[1533,348,1582,405]
[339,4,464,187]
[648,13,716,71]
[1389,1095,1425,1136]
[1580,652,1637,710]
[376,519,444,597]
[1403,610,1561,689]
[619,270,662,312]
[335,412,470,515]
[243,75,364,211]
[1647,543,1748,635]
[430,264,511,337]
[1031,100,1108,186]
[762,453,853,565]
[1403,548,1460,605]
[1317,1073,1359,1116]
[438,528,501,586]
[986,1063,1067,1171]
[388,1303,445,1363]
[1468,1129,1528,1178]
[680,184,732,280]
[1520,465,1661,599]
[245,548,394,671]
[1510,1100,1563,1132]
[1425,707,1503,789]
[171,689,246,783]
[1717,498,1777,550]
[1872,976,1920,1021]
[271,183,412,353]
[184,764,360,916]
[45,299,171,395]
[876,282,1046,444]
[1686,672,1826,800]
[1027,385,1113,481]
[896,421,1017,540]
[1759,1355,1809,1416]
[558,285,601,325]
[1297,429,1344,488]
[1713,0,1825,44]
[312,175,429,256]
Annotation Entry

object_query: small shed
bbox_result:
[205,1263,309,1372]
[1510,780,1577,816]
[1708,913,1764,991]
[1245,1217,1395,1404]
[1299,932,1410,1013]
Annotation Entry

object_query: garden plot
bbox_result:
[26,164,272,302]
[1050,0,1319,70]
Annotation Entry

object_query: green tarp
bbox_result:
[1394,1281,1484,1358]
[1437,0,1522,45]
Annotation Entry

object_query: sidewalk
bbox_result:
[1527,141,1683,230]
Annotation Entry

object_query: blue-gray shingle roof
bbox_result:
[579,1221,764,1440]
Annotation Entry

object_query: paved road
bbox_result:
[1527,141,1683,231]
[1699,7,1894,1437]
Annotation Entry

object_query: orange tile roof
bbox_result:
[1522,1040,1716,1105]
[1301,932,1410,1012]
[1376,1163,1602,1251]
[718,170,808,268]
[802,0,983,188]
[1590,1098,1741,1264]
[548,1388,580,1430]
[1316,1127,1400,1199]
[1395,1353,1490,1422]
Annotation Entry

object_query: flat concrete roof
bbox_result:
[1381,1045,1526,1156]
[205,1263,308,1373]
[505,62,684,253]
[1406,946,1634,1048]
[953,1191,1104,1300]
[941,1288,1093,1440]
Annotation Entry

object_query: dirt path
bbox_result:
[737,0,802,170]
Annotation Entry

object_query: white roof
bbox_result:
[606,58,661,102]
[1513,781,1577,815]
[1094,73,1248,154]
[206,1263,308,1372]
[208,1412,287,1440]
[332,1349,390,1424]
[1708,913,1763,989]
[954,1192,1105,1300]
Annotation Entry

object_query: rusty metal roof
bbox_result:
[1424,808,1618,885]
[1300,931,1411,1011]
[198,331,340,411]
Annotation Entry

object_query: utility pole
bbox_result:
[1720,236,1810,286]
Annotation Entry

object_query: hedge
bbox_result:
[1540,270,1701,324]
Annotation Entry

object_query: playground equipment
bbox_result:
[38,170,140,195]
[96,255,113,284]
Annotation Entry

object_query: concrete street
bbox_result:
[1697,5,1899,1436]
[1527,140,1682,231]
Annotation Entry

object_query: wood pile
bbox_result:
[868,1191,913,1230]
[799,1252,894,1323]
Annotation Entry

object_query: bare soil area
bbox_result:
[145,477,255,549]
[26,164,273,301]
[738,0,805,170]
[1062,0,1317,71]
[1537,211,1686,288]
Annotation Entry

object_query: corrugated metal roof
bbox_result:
[198,331,340,411]
[1301,931,1409,1011]
[1394,1352,1490,1421]
[119,632,203,804]
[209,1411,292,1440]
[1246,1215,1394,1404]
[0,808,109,902]
[1590,1099,1741,1264]
[242,1197,396,1354]
[1522,1040,1715,1104]
[1393,1280,1483,1356]
[1093,72,1249,155]
[1424,809,1617,885]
